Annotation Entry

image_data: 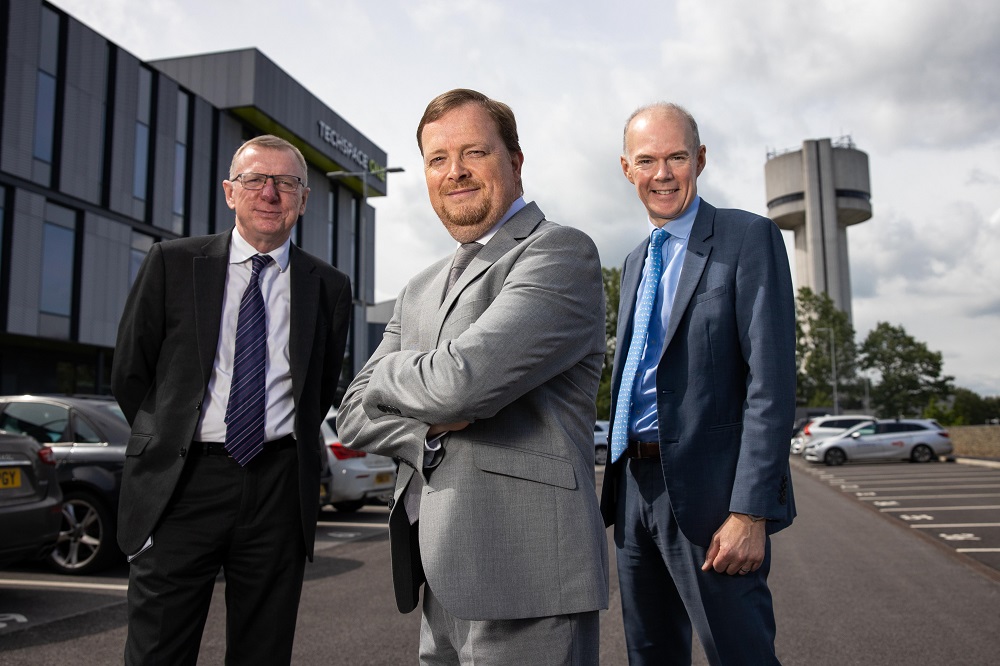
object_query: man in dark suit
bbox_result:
[601,103,796,665]
[112,134,352,665]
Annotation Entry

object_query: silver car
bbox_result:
[803,419,952,466]
[594,420,610,465]
[319,409,395,513]
[791,414,874,454]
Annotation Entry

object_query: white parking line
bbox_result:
[859,493,1000,501]
[0,578,128,592]
[880,505,1000,512]
[318,520,389,530]
[956,548,1000,553]
[844,484,1000,492]
[911,523,1000,529]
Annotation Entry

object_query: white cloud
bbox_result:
[48,0,1000,395]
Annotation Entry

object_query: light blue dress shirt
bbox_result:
[628,197,701,440]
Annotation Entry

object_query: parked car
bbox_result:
[0,432,63,568]
[803,419,953,466]
[0,395,130,574]
[790,414,875,454]
[319,409,395,513]
[594,420,610,465]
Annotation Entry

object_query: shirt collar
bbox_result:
[461,197,527,247]
[230,227,291,272]
[647,196,700,242]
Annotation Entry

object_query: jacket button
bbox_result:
[179,448,187,457]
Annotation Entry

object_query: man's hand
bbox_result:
[701,513,766,576]
[427,421,471,437]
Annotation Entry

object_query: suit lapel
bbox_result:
[662,202,715,353]
[193,233,231,389]
[289,244,320,408]
[431,202,545,344]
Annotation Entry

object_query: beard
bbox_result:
[436,188,502,244]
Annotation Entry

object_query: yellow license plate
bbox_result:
[0,467,22,489]
[375,472,392,484]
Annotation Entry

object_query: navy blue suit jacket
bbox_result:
[600,200,796,546]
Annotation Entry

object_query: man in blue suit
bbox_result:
[600,103,796,665]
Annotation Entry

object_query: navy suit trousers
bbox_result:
[614,458,780,665]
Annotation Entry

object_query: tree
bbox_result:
[794,287,859,411]
[596,267,620,419]
[859,322,954,418]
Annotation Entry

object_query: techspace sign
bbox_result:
[317,120,386,180]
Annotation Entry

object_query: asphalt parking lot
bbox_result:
[791,455,1000,579]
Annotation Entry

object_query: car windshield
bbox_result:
[97,402,128,424]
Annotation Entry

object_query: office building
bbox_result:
[0,0,390,394]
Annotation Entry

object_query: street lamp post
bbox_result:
[326,166,403,374]
[816,327,839,415]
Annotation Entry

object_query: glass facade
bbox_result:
[133,67,152,203]
[172,91,189,234]
[39,202,76,339]
[32,6,60,183]
[130,231,154,285]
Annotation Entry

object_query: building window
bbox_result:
[130,231,154,285]
[133,67,153,203]
[32,7,61,183]
[327,189,338,266]
[350,196,359,298]
[172,91,189,234]
[39,203,76,339]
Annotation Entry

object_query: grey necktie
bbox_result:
[446,242,483,295]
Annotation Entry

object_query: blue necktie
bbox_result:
[225,254,274,465]
[611,229,668,463]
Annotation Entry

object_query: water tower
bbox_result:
[765,137,872,322]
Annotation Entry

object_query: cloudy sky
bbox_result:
[51,0,1000,397]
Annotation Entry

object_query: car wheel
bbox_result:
[595,445,608,466]
[824,448,847,466]
[332,499,365,513]
[49,490,120,575]
[911,444,934,463]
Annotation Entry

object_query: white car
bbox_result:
[803,419,953,466]
[791,414,875,454]
[594,420,610,465]
[319,410,395,512]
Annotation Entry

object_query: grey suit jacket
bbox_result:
[337,202,609,621]
[111,230,352,559]
[601,200,796,546]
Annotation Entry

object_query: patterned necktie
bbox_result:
[225,253,274,466]
[446,242,483,295]
[610,228,669,463]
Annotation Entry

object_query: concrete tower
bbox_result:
[765,138,872,321]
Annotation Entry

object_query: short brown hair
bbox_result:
[229,134,308,186]
[416,89,521,156]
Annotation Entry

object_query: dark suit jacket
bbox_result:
[601,201,796,546]
[112,230,351,559]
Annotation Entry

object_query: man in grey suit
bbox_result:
[337,89,608,664]
[600,103,796,665]
[112,135,352,665]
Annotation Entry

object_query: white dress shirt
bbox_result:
[194,228,295,443]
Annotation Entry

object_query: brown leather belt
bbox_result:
[625,440,660,459]
[190,434,296,456]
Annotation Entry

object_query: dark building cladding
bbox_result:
[0,0,390,396]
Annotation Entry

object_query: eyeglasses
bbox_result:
[233,172,303,193]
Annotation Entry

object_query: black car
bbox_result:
[0,431,63,568]
[0,395,130,574]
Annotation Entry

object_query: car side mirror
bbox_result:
[851,432,862,439]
